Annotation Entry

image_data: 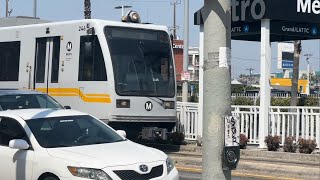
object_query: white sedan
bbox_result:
[0,109,179,180]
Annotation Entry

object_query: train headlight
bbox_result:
[164,101,175,109]
[130,11,140,22]
[116,99,130,108]
[122,11,141,23]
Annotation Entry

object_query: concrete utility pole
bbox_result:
[182,0,189,102]
[202,0,232,179]
[290,40,301,106]
[84,0,91,19]
[305,54,312,95]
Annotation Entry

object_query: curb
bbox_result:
[176,166,318,180]
[144,143,320,164]
[173,158,320,180]
[167,151,320,166]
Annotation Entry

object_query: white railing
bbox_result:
[176,102,201,140]
[232,93,320,100]
[232,106,259,144]
[176,102,320,148]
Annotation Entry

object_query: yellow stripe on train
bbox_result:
[35,88,112,104]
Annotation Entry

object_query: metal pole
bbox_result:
[199,25,204,140]
[307,59,310,95]
[258,19,271,149]
[33,0,37,18]
[202,0,232,179]
[182,0,189,102]
[6,0,8,17]
[121,5,124,17]
[173,2,176,39]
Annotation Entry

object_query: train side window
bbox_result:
[78,35,107,81]
[0,41,21,81]
[35,38,47,83]
[51,37,61,83]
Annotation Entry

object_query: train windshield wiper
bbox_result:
[146,96,166,109]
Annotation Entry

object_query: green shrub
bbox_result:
[188,95,198,103]
[169,132,185,145]
[265,135,280,151]
[301,97,319,106]
[298,138,317,154]
[283,137,297,153]
[232,97,254,106]
[231,84,245,93]
[229,96,318,106]
[271,98,291,106]
[239,134,249,149]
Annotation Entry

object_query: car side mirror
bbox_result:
[116,130,127,138]
[9,139,29,150]
[64,106,71,109]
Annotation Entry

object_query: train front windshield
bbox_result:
[105,27,175,97]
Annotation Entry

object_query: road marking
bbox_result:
[176,166,302,180]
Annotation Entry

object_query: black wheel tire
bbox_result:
[42,176,59,180]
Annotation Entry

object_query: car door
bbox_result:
[0,117,34,180]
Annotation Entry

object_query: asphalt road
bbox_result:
[179,171,260,180]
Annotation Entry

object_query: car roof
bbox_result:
[0,89,45,96]
[0,109,89,120]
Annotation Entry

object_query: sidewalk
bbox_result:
[145,143,320,180]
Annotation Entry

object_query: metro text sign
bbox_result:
[297,0,320,14]
[231,0,320,23]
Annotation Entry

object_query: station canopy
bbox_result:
[194,0,320,42]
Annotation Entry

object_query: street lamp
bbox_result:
[304,54,313,95]
[114,5,132,17]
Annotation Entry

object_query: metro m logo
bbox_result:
[66,42,73,51]
[145,101,153,111]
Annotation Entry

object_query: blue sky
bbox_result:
[1,0,319,78]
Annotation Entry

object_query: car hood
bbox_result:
[46,140,166,168]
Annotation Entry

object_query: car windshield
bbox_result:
[0,94,63,111]
[26,115,124,148]
[105,27,175,97]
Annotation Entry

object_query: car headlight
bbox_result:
[166,157,175,174]
[68,166,112,180]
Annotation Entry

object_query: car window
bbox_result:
[0,94,63,110]
[35,95,63,109]
[0,117,29,146]
[26,115,124,148]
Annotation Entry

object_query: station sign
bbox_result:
[278,43,294,69]
[231,21,261,36]
[173,44,184,49]
[264,0,320,24]
[196,0,320,25]
[271,21,320,39]
[231,0,320,23]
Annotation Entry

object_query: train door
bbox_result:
[34,36,61,93]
